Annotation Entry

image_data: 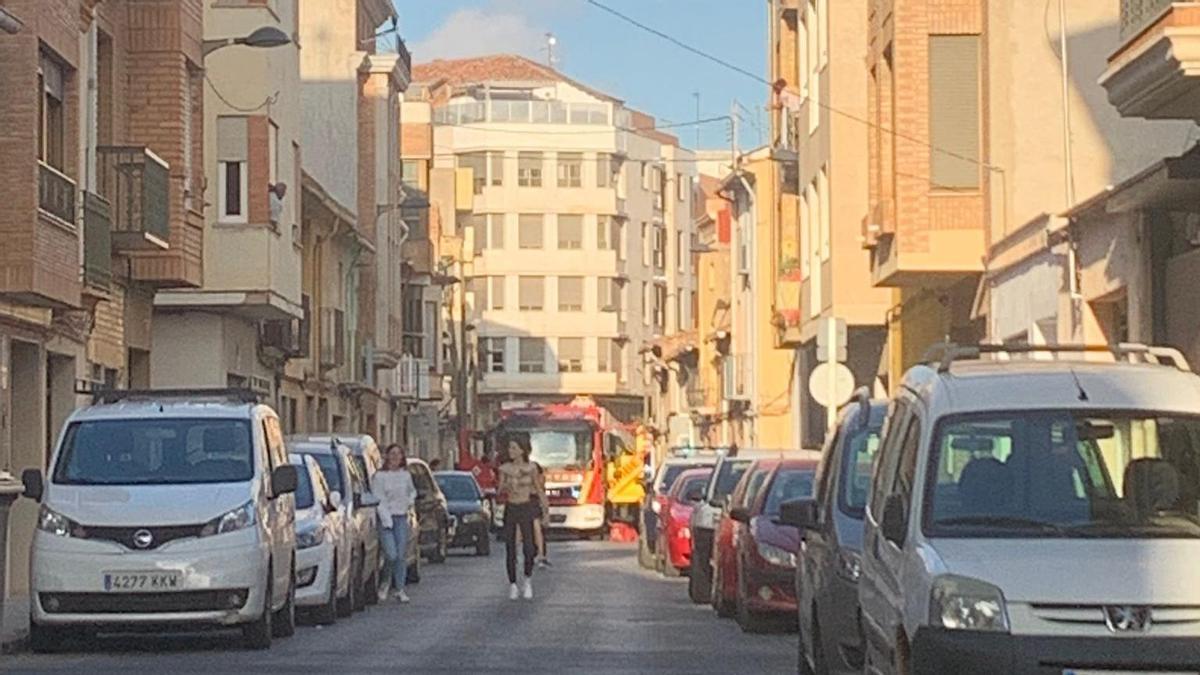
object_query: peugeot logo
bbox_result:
[132,529,154,550]
[1103,605,1152,633]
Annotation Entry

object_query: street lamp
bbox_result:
[202,26,291,57]
[0,7,25,34]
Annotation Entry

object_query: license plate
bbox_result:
[550,514,567,524]
[103,571,182,592]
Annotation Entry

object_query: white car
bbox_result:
[21,389,299,652]
[859,344,1200,675]
[291,453,349,625]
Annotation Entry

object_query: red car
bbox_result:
[711,459,779,617]
[729,457,817,632]
[655,467,712,577]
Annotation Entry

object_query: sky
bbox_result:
[392,0,769,150]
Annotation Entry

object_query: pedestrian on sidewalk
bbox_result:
[376,443,418,603]
[498,439,544,600]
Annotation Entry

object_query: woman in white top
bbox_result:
[375,444,417,603]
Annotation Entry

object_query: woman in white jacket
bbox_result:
[375,444,418,603]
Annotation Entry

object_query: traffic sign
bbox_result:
[809,361,855,408]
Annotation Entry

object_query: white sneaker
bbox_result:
[522,578,533,600]
[396,589,410,604]
[509,583,520,601]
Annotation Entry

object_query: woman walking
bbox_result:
[498,439,545,600]
[375,444,418,603]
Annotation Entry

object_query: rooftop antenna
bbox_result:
[544,33,558,68]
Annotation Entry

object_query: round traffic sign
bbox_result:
[809,362,855,408]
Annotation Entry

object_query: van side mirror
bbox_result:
[729,506,751,523]
[778,497,818,530]
[881,493,908,546]
[271,465,299,497]
[21,469,44,502]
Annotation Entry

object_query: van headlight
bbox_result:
[756,541,797,568]
[200,501,257,537]
[930,575,1010,632]
[38,506,84,538]
[296,523,325,549]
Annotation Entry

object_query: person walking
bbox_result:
[532,461,551,568]
[375,443,418,603]
[498,439,544,600]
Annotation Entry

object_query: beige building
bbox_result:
[413,56,697,428]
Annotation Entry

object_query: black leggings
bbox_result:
[504,501,538,583]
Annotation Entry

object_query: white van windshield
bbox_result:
[53,418,255,486]
[925,412,1200,538]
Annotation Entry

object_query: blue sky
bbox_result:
[393,0,768,150]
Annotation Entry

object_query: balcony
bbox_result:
[82,191,112,290]
[39,161,76,225]
[1102,1,1200,120]
[96,146,170,251]
[396,356,436,400]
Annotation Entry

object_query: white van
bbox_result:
[21,389,300,652]
[859,345,1200,674]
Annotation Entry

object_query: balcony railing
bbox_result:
[97,146,170,250]
[1121,0,1175,39]
[82,191,112,289]
[38,161,76,224]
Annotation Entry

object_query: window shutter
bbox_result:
[929,35,981,190]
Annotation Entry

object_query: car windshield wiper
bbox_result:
[933,515,1067,533]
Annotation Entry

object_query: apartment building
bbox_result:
[692,174,733,448]
[0,0,205,643]
[413,55,697,427]
[864,0,1186,387]
[770,0,888,446]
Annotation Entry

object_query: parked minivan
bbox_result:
[22,389,300,652]
[859,344,1200,674]
[783,390,885,674]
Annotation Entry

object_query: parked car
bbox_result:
[407,458,451,563]
[859,343,1200,675]
[22,389,299,652]
[291,453,349,625]
[289,434,397,598]
[638,455,716,569]
[435,470,492,556]
[655,467,713,577]
[689,449,783,604]
[711,459,779,617]
[785,391,885,675]
[729,457,818,632]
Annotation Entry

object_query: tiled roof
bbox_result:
[412,54,622,103]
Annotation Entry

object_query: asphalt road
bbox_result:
[3,540,796,674]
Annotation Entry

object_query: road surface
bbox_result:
[5,540,795,674]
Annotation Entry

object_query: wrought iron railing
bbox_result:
[1121,0,1177,39]
[82,191,112,288]
[38,161,76,224]
[96,146,170,246]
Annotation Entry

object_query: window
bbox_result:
[819,166,830,260]
[677,173,686,202]
[488,151,504,186]
[653,225,666,269]
[402,160,421,187]
[557,152,583,188]
[557,215,583,249]
[642,163,652,190]
[268,120,279,187]
[643,282,651,325]
[217,116,249,223]
[519,214,543,249]
[557,338,583,373]
[798,10,809,97]
[807,182,821,316]
[472,214,487,254]
[596,216,612,250]
[558,276,583,312]
[490,276,506,310]
[800,191,810,278]
[518,338,546,373]
[459,152,486,194]
[469,277,488,313]
[598,338,614,372]
[597,153,612,188]
[654,284,667,330]
[489,214,505,250]
[642,223,651,265]
[599,278,621,312]
[484,337,506,373]
[38,51,66,170]
[617,221,627,260]
[675,231,684,271]
[929,35,981,190]
[519,276,544,311]
[519,152,543,187]
[423,301,437,365]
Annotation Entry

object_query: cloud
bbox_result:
[410,5,549,62]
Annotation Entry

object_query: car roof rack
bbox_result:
[921,342,1191,374]
[92,388,261,405]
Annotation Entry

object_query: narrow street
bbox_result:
[4,542,795,674]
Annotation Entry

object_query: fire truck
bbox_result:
[485,397,645,537]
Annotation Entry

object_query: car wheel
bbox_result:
[337,551,357,618]
[407,551,421,584]
[713,564,735,618]
[242,565,273,650]
[313,556,338,626]
[736,591,768,634]
[476,531,491,556]
[272,559,296,638]
[352,548,368,612]
[29,621,71,654]
[637,529,655,569]
[688,556,711,604]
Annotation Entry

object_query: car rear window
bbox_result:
[711,459,751,499]
[764,469,815,515]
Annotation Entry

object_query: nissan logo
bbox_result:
[1103,605,1152,633]
[132,529,154,549]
